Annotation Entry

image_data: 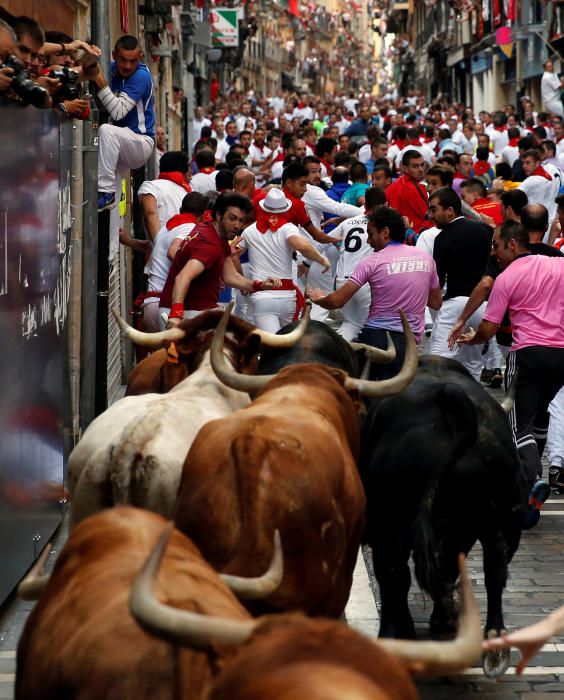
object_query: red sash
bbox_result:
[251,279,306,321]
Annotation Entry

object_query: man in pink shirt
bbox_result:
[458,221,564,528]
[308,206,443,379]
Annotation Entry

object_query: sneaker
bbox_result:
[424,323,433,337]
[98,191,116,212]
[549,467,564,494]
[480,368,494,384]
[523,480,551,530]
[488,368,503,389]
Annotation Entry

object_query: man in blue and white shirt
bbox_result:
[90,35,155,211]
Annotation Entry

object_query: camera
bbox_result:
[1,55,48,107]
[48,67,81,101]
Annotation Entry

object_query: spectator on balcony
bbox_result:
[541,59,564,119]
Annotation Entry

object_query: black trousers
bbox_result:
[505,346,564,489]
[357,327,407,381]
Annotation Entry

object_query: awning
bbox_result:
[447,46,466,67]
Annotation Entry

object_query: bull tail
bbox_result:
[109,414,159,507]
[222,429,276,579]
[412,384,478,601]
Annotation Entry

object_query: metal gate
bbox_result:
[0,101,66,603]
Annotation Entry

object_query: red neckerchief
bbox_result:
[407,139,421,146]
[199,167,215,174]
[509,137,519,147]
[256,207,290,233]
[166,213,200,231]
[473,161,492,177]
[494,126,507,132]
[320,158,333,176]
[158,172,192,193]
[454,171,465,180]
[297,101,306,108]
[391,139,407,149]
[557,136,564,144]
[423,137,434,143]
[273,150,286,162]
[532,165,552,181]
[253,141,265,152]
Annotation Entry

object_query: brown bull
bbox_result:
[16,507,281,700]
[119,309,310,396]
[173,304,419,617]
[130,526,483,700]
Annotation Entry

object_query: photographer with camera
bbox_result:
[43,31,91,119]
[80,34,155,212]
[0,15,50,108]
[0,19,15,93]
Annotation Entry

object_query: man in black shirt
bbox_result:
[428,187,492,381]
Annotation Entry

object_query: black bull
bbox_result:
[359,355,527,641]
[257,320,360,376]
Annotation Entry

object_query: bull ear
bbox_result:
[242,332,262,371]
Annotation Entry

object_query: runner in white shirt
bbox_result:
[331,188,385,340]
[142,192,208,331]
[301,170,363,322]
[238,189,330,332]
[193,106,211,143]
[189,150,218,193]
[500,127,522,167]
[248,126,272,188]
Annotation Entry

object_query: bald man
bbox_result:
[233,168,256,199]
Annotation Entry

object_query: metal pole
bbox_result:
[80,104,101,431]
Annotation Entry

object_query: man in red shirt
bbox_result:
[460,178,504,225]
[160,192,280,327]
[386,151,430,234]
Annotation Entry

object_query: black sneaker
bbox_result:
[549,467,564,494]
[523,480,551,530]
[488,368,503,388]
[480,368,494,384]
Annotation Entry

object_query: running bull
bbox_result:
[68,311,308,526]
[359,355,526,672]
[173,304,416,617]
[16,506,482,700]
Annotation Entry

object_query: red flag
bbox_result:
[289,0,299,16]
[120,0,129,32]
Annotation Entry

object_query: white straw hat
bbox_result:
[259,188,292,213]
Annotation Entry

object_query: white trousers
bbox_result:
[143,300,161,332]
[483,336,505,371]
[250,294,295,333]
[548,387,564,468]
[98,124,155,193]
[307,245,339,323]
[234,262,254,323]
[545,99,564,119]
[335,278,370,341]
[429,296,487,382]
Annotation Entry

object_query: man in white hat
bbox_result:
[236,189,331,332]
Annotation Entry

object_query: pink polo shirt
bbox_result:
[350,242,439,342]
[483,254,564,350]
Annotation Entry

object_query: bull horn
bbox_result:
[344,311,418,398]
[501,369,518,414]
[18,543,52,600]
[252,305,310,347]
[220,530,283,600]
[374,555,482,677]
[112,308,186,347]
[211,303,275,393]
[130,524,258,649]
[349,332,397,364]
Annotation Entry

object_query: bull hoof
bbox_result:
[482,629,510,678]
[378,619,416,640]
[429,612,457,640]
